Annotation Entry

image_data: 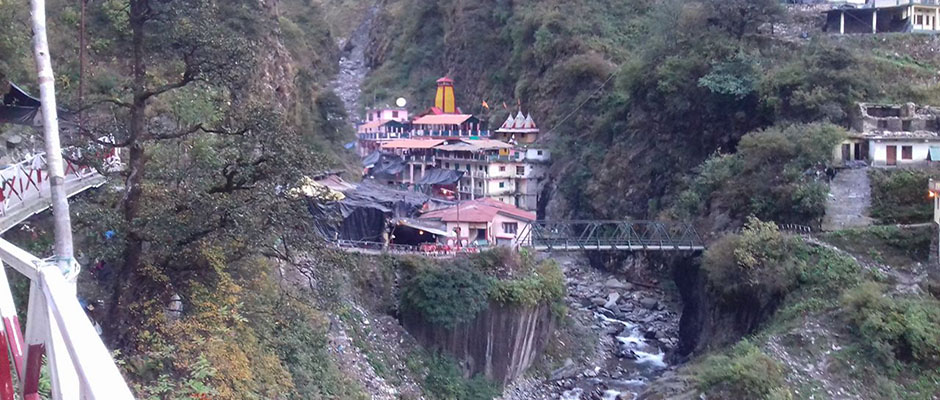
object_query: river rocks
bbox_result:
[603,292,621,309]
[604,278,634,291]
[500,253,682,400]
[639,297,659,310]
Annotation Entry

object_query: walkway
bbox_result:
[822,167,873,232]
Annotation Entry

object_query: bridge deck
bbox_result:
[0,175,105,234]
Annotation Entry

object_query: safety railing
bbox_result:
[0,149,120,218]
[518,220,706,251]
[0,238,133,399]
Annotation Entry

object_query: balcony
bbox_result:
[412,130,491,138]
[407,155,436,164]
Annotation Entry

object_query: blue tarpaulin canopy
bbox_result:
[929,147,940,161]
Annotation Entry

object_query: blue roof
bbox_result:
[929,147,940,161]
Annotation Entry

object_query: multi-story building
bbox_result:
[356,107,411,156]
[360,76,550,211]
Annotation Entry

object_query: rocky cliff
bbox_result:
[403,301,556,384]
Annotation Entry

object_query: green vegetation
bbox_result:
[694,340,791,399]
[675,123,845,225]
[841,282,940,369]
[869,169,939,224]
[822,225,932,268]
[399,249,567,328]
[417,352,502,400]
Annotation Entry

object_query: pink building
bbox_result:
[419,198,535,247]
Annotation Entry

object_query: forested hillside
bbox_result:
[1,0,366,398]
[362,0,940,223]
[2,0,940,398]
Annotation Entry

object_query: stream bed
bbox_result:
[501,254,680,400]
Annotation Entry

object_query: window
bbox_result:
[368,113,374,122]
[478,165,484,171]
[516,166,525,175]
[499,166,506,172]
[445,163,450,168]
[499,182,505,188]
[917,15,924,25]
[902,145,913,160]
[537,150,543,156]
[477,182,482,188]
[466,165,471,172]
[392,111,399,118]
[502,222,518,234]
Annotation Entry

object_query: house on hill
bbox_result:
[834,102,940,167]
[825,0,940,34]
[419,198,535,247]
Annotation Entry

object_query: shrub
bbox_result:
[841,282,940,368]
[400,263,493,329]
[869,169,938,224]
[704,218,800,304]
[420,352,501,400]
[676,123,845,225]
[695,340,790,399]
[489,260,565,307]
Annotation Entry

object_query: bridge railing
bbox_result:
[518,220,705,251]
[0,238,133,399]
[0,148,120,217]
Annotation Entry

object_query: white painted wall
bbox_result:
[869,140,939,166]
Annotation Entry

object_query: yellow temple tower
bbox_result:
[434,76,456,114]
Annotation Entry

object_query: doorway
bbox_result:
[886,145,897,166]
[842,144,851,161]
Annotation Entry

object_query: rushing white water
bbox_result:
[601,389,622,400]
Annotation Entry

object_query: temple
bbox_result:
[356,76,550,212]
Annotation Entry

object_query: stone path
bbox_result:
[822,168,874,232]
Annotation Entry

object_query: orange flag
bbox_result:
[481,100,490,110]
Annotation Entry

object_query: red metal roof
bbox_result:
[437,76,454,84]
[412,114,475,126]
[419,198,536,223]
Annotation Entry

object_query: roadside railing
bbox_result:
[0,238,133,399]
[0,149,120,217]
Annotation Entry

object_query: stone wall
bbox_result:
[401,302,555,384]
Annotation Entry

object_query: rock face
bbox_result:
[672,259,783,357]
[402,302,556,384]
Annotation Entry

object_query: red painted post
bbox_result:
[0,330,14,400]
[22,343,43,400]
[3,316,24,378]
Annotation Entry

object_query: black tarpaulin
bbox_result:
[416,168,463,185]
[362,150,382,167]
[368,153,406,180]
[0,82,41,126]
[310,180,455,242]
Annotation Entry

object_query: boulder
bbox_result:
[603,292,621,309]
[604,278,627,290]
[591,297,607,307]
[640,297,659,310]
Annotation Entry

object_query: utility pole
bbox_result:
[30,0,76,277]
